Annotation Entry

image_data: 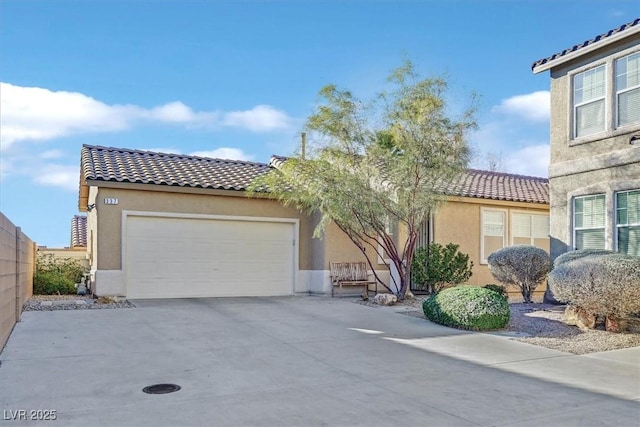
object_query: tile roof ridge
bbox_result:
[82,144,269,168]
[532,18,640,70]
[466,168,549,182]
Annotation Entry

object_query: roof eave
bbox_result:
[532,25,640,74]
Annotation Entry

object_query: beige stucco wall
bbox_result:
[431,197,550,299]
[90,184,319,272]
[37,248,89,270]
[547,33,640,262]
[88,181,550,298]
[89,182,398,295]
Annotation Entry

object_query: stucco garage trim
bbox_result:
[121,211,299,298]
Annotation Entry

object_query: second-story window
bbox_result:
[574,65,606,138]
[616,52,640,128]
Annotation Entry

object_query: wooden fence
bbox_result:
[0,212,35,352]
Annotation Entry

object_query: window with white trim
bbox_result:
[481,209,505,263]
[570,51,640,140]
[574,194,606,250]
[616,189,640,256]
[616,52,640,128]
[574,65,606,138]
[511,213,549,248]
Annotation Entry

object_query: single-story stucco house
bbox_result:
[78,145,549,299]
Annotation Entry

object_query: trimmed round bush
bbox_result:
[422,285,510,330]
[553,249,614,268]
[548,253,640,318]
[487,245,550,303]
[33,271,76,295]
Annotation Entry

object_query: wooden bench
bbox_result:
[329,262,377,297]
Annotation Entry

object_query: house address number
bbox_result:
[104,198,119,205]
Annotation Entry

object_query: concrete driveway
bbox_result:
[1,296,638,426]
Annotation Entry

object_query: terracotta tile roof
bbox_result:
[442,169,548,204]
[269,156,549,204]
[81,145,270,191]
[81,146,548,204]
[70,215,87,247]
[532,18,640,72]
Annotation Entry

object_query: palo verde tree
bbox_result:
[250,61,477,298]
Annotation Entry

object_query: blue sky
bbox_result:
[1,0,638,247]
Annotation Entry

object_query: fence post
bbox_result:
[15,226,21,323]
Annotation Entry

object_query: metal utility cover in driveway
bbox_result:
[125,215,295,298]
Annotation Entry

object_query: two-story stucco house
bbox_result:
[532,19,640,262]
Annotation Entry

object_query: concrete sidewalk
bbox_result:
[1,296,638,426]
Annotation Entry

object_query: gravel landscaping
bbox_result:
[356,295,640,355]
[23,295,135,311]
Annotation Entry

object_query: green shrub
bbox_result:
[34,253,87,295]
[33,271,76,295]
[483,284,508,300]
[487,245,550,303]
[411,243,473,294]
[553,249,614,268]
[548,253,640,318]
[422,285,510,330]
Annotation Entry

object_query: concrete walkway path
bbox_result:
[1,296,638,426]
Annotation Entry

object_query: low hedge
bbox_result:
[552,249,614,268]
[548,253,640,318]
[33,271,76,295]
[423,285,510,331]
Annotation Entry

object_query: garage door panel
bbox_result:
[125,216,294,299]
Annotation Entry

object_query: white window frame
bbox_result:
[568,46,640,143]
[480,208,507,264]
[510,211,550,246]
[573,194,606,250]
[615,52,640,129]
[615,189,640,255]
[573,64,606,139]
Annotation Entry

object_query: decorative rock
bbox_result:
[373,293,397,306]
[404,290,415,300]
[605,315,621,333]
[605,315,640,333]
[565,306,596,329]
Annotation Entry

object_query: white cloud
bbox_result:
[223,105,292,132]
[33,164,79,192]
[147,101,198,123]
[0,82,294,149]
[190,148,253,161]
[492,91,550,123]
[41,149,65,159]
[0,83,136,149]
[504,144,550,178]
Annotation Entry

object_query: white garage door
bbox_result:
[125,215,295,299]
